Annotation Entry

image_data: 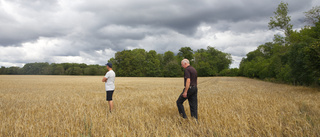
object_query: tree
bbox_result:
[145,50,161,77]
[268,55,282,78]
[304,6,320,26]
[6,67,19,74]
[305,41,320,85]
[163,60,182,77]
[163,51,175,63]
[113,50,134,76]
[131,49,147,77]
[273,34,285,46]
[268,2,293,39]
[195,61,216,76]
[1,47,234,77]
[22,62,51,75]
[178,47,194,62]
[240,11,320,86]
[219,68,239,77]
[276,64,292,83]
[163,51,182,77]
[157,53,164,76]
[98,66,107,75]
[207,47,232,72]
[66,66,83,75]
[194,46,232,76]
[52,64,65,75]
[0,66,6,74]
[84,65,99,75]
[288,42,314,85]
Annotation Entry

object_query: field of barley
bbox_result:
[0,75,319,136]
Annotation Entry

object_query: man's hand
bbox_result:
[182,92,187,98]
[182,78,190,98]
[102,77,107,82]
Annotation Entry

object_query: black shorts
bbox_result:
[106,90,114,101]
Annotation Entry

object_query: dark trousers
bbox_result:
[176,87,198,119]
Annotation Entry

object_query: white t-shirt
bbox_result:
[104,70,115,91]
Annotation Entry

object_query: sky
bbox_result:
[0,0,319,68]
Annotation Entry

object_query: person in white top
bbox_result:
[102,62,116,112]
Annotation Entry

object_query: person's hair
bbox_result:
[181,59,190,65]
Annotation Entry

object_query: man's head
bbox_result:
[106,62,112,70]
[181,59,190,69]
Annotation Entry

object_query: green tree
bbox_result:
[276,64,292,83]
[61,63,73,73]
[84,65,99,75]
[131,49,147,77]
[0,66,6,74]
[219,68,239,76]
[288,42,314,85]
[240,16,320,85]
[194,46,232,76]
[163,51,182,77]
[6,67,19,74]
[304,6,320,26]
[305,41,320,76]
[163,51,175,63]
[306,41,320,85]
[22,62,51,75]
[98,66,107,75]
[163,60,182,77]
[145,50,161,77]
[53,65,64,75]
[51,63,65,75]
[196,61,216,76]
[273,34,285,46]
[178,47,194,62]
[287,20,320,85]
[207,47,232,72]
[66,66,83,75]
[113,50,133,76]
[245,48,264,62]
[268,55,282,78]
[268,2,293,39]
[157,53,164,76]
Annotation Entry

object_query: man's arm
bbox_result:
[182,78,190,98]
[102,77,108,82]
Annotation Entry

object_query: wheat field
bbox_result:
[0,75,319,136]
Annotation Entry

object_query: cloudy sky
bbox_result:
[0,0,319,68]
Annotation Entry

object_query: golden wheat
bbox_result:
[0,75,319,136]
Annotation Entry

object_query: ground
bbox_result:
[0,75,319,136]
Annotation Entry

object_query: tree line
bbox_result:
[239,3,320,86]
[108,46,232,77]
[0,46,234,77]
[0,63,108,75]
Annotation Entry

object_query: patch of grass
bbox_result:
[0,76,319,136]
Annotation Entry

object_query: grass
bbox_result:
[0,75,319,136]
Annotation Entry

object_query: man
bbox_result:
[176,59,198,119]
[102,62,116,112]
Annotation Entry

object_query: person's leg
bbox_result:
[188,87,198,119]
[176,89,188,118]
[108,101,113,112]
[106,91,114,112]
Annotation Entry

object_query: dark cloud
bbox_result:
[72,0,314,36]
[0,0,318,67]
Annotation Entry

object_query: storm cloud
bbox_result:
[0,0,319,68]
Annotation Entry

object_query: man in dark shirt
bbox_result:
[176,59,198,119]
